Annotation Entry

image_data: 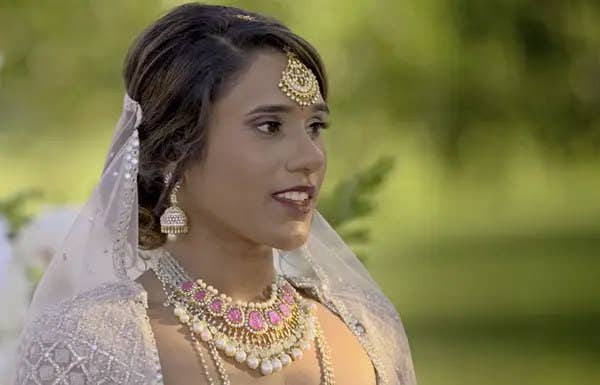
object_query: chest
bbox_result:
[147,304,376,385]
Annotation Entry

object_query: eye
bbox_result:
[255,121,282,135]
[308,121,330,137]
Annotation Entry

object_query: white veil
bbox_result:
[19,93,416,384]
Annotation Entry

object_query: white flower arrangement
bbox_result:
[0,216,25,384]
[11,205,79,273]
[0,260,29,384]
[0,216,19,331]
[0,206,79,384]
[0,217,11,284]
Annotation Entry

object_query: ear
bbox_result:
[181,158,207,187]
[182,167,192,187]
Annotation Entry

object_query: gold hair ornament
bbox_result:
[278,50,320,107]
[234,14,256,21]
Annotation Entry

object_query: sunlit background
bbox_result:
[1,1,599,384]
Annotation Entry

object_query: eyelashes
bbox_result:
[255,121,281,135]
[255,120,330,137]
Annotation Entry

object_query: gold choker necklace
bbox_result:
[151,249,335,384]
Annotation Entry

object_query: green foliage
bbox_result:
[0,189,43,238]
[318,155,396,261]
[319,155,395,227]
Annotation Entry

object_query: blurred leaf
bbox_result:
[337,227,371,244]
[318,155,396,262]
[318,155,395,227]
[0,189,43,237]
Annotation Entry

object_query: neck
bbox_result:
[162,220,276,303]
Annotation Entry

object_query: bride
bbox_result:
[12,3,416,385]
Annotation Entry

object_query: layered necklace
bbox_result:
[151,249,335,385]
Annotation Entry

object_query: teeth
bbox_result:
[275,191,309,201]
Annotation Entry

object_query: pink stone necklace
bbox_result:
[151,249,335,384]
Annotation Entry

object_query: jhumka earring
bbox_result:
[278,48,321,108]
[160,172,188,240]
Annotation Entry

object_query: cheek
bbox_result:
[186,139,275,217]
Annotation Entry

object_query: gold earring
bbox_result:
[160,181,188,240]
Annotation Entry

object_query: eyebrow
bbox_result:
[245,103,330,116]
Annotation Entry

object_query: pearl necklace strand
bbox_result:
[151,249,335,384]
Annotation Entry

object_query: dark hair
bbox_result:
[124,3,328,249]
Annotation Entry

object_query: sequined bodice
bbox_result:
[13,280,402,385]
[13,282,161,385]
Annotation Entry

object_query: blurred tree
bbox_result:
[1,0,600,177]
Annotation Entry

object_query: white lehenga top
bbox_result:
[13,276,415,385]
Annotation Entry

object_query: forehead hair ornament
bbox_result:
[231,14,320,108]
[278,48,320,108]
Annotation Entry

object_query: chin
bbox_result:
[270,228,309,251]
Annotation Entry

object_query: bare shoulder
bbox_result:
[304,297,377,385]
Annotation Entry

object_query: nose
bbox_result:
[285,129,326,175]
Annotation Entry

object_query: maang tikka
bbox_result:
[278,48,320,107]
[160,171,188,240]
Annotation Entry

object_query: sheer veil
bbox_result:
[17,93,416,384]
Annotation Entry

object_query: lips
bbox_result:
[271,185,316,214]
[272,195,311,214]
[271,185,316,199]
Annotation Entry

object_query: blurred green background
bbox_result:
[1,1,599,384]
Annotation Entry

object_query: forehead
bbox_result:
[213,49,325,115]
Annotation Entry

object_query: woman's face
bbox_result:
[180,49,329,250]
